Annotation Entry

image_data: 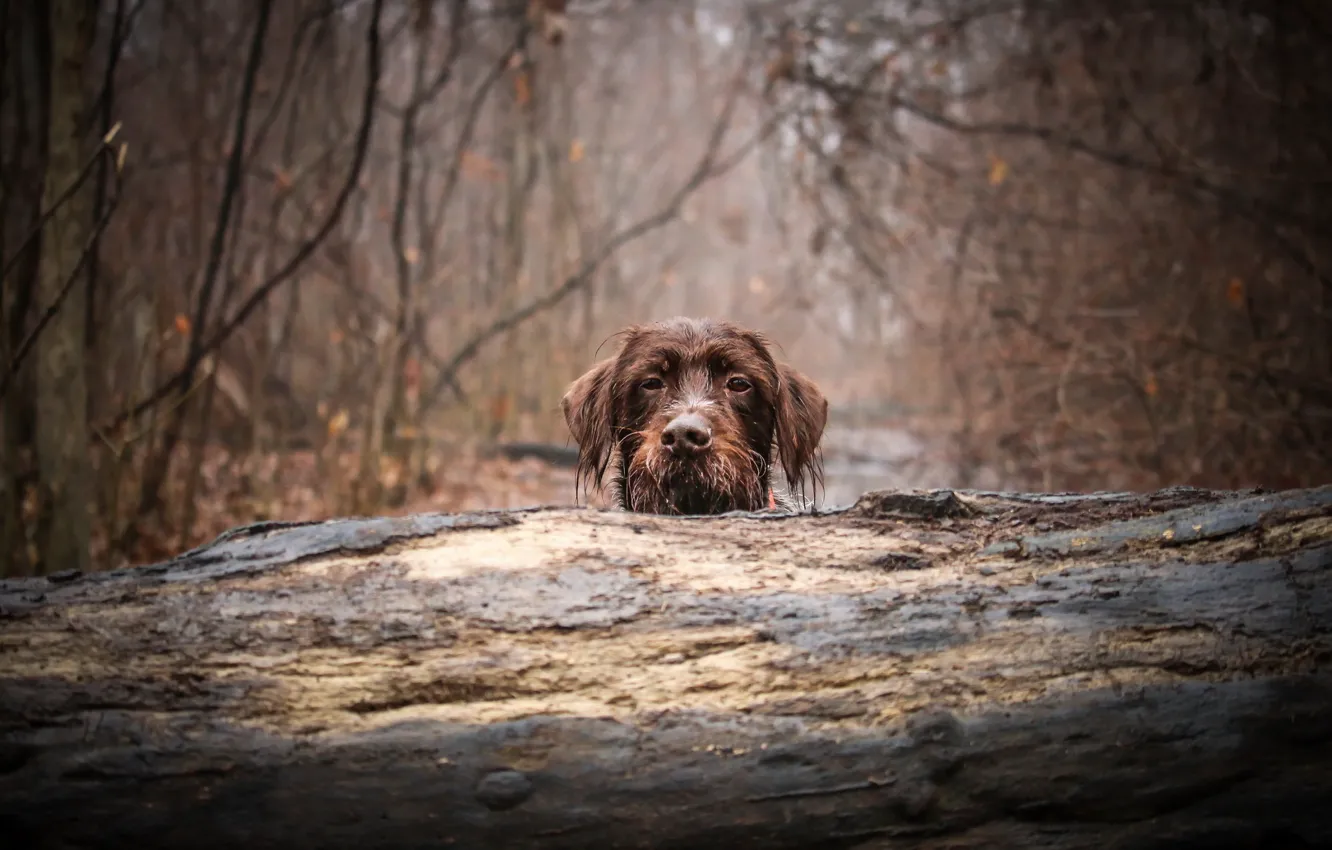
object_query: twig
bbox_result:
[121,0,277,532]
[418,60,763,412]
[92,367,214,459]
[103,0,385,433]
[86,0,130,349]
[186,0,275,386]
[426,27,528,257]
[0,140,125,401]
[0,126,123,284]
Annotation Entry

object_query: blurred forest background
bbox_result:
[2,0,1329,575]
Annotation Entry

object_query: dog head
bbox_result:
[562,317,827,514]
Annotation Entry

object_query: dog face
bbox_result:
[562,317,828,514]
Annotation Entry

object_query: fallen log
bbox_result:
[1,485,1330,849]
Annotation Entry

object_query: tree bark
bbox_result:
[0,0,50,580]
[1,485,1330,849]
[32,0,97,575]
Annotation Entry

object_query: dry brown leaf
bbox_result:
[1226,277,1245,307]
[514,71,531,107]
[327,409,350,439]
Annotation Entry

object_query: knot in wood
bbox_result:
[853,490,977,520]
[475,768,533,811]
[905,709,964,747]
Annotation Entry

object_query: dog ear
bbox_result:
[562,357,617,497]
[774,363,828,498]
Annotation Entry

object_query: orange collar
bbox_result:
[768,488,776,509]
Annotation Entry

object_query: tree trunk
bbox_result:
[32,0,96,575]
[0,0,50,579]
[1,485,1331,849]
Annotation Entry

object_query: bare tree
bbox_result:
[748,0,1332,492]
[28,0,101,574]
[6,0,1323,572]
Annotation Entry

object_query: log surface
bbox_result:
[2,485,1331,849]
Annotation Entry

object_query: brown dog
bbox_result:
[561,317,828,514]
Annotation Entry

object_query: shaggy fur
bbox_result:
[561,317,828,514]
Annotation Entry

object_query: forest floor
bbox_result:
[96,424,961,569]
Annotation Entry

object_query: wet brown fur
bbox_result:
[561,317,828,514]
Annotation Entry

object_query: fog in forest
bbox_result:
[3,0,1329,573]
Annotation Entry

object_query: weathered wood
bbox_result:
[2,485,1331,849]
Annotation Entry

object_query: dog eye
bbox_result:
[640,377,665,391]
[726,377,752,392]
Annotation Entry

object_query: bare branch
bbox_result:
[0,128,121,284]
[104,0,385,433]
[418,67,757,412]
[0,143,124,401]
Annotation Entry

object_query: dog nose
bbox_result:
[661,412,712,456]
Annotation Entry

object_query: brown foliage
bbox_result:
[4,0,1328,573]
[759,0,1332,492]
